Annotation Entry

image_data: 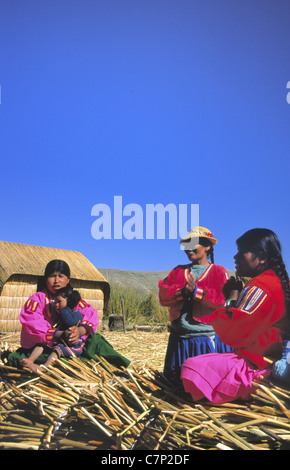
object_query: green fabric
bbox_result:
[81,333,131,368]
[7,333,131,370]
[7,347,51,368]
[190,264,208,279]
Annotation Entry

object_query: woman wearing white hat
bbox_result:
[159,226,232,385]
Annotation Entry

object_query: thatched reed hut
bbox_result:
[0,241,110,334]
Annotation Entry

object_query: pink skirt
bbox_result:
[181,353,270,403]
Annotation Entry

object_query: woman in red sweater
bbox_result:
[181,228,289,403]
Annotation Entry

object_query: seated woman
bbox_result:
[180,228,289,403]
[12,259,98,367]
[8,259,130,370]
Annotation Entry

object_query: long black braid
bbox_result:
[267,255,290,337]
[268,256,290,303]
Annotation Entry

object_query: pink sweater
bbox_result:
[159,263,229,323]
[19,290,99,349]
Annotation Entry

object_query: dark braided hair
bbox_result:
[236,229,290,309]
[199,237,215,264]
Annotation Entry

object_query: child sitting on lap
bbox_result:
[20,285,84,372]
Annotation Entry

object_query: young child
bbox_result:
[159,226,232,385]
[20,285,84,372]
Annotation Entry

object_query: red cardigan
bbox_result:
[199,270,286,368]
[158,263,229,323]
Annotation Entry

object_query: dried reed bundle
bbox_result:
[2,334,290,450]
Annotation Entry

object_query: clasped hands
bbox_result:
[174,272,196,301]
[174,274,244,303]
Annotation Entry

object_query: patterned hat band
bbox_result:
[180,226,217,246]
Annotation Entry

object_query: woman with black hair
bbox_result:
[9,260,99,368]
[181,228,289,403]
[159,226,232,385]
[8,259,131,370]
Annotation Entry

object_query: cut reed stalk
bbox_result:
[196,404,258,450]
[78,406,113,438]
[252,381,290,418]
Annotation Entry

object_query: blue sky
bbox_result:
[1,0,290,273]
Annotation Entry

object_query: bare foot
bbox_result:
[20,358,33,367]
[29,363,42,372]
[20,358,41,372]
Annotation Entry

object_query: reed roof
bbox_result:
[0,240,109,292]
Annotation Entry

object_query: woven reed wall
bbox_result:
[0,275,38,333]
[0,275,105,334]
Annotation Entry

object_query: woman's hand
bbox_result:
[174,273,196,300]
[64,325,87,345]
[66,326,81,345]
[183,272,196,296]
[222,277,243,301]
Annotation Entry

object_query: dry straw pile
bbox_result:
[1,331,290,451]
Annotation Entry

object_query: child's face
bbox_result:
[55,295,67,313]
